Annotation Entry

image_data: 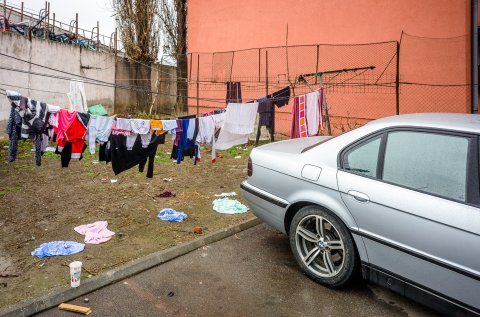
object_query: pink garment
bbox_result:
[298,95,308,138]
[74,221,115,244]
[55,109,78,143]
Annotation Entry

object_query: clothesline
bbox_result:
[4,83,327,178]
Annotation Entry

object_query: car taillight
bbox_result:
[247,157,253,176]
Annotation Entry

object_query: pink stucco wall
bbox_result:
[187,0,473,134]
[188,0,469,52]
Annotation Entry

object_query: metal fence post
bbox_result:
[114,28,117,53]
[266,50,274,142]
[229,51,234,82]
[265,51,269,97]
[189,53,192,81]
[196,54,200,116]
[21,2,24,22]
[96,21,99,51]
[258,48,261,82]
[315,45,319,84]
[396,40,400,115]
[75,13,78,40]
[44,1,48,39]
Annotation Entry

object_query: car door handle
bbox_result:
[348,190,370,203]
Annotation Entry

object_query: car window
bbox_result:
[343,136,381,178]
[382,131,469,202]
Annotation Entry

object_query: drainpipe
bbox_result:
[472,0,478,113]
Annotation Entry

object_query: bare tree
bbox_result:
[113,0,161,113]
[158,0,188,113]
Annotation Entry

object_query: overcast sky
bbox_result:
[8,0,117,37]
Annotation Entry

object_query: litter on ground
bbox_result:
[157,208,188,222]
[31,241,85,258]
[212,198,249,214]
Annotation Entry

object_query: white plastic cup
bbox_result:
[69,261,82,288]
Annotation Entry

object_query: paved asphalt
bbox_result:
[35,224,437,317]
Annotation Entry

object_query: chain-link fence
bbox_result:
[188,41,398,135]
[398,32,470,114]
[186,33,471,137]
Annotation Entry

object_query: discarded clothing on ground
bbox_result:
[156,191,176,198]
[212,198,249,214]
[157,208,188,222]
[31,241,85,258]
[74,221,115,244]
[214,192,237,197]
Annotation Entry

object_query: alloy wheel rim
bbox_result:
[295,215,345,278]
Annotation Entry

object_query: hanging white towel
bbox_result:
[115,118,132,131]
[160,119,178,132]
[187,118,196,140]
[305,90,320,136]
[196,115,217,162]
[67,80,88,112]
[212,112,226,129]
[130,119,150,135]
[216,102,258,150]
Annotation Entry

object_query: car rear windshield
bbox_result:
[301,136,335,153]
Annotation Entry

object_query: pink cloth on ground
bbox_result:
[74,221,115,244]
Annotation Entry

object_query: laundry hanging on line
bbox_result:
[290,87,325,139]
[3,85,292,178]
[216,102,259,150]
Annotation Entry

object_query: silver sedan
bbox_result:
[241,113,480,316]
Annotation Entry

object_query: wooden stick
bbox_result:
[58,303,92,315]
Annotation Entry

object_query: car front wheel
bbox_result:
[289,206,358,288]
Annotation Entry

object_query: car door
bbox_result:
[336,128,480,311]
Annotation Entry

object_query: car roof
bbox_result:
[366,113,480,133]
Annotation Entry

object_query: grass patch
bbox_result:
[217,144,254,157]
[43,151,57,158]
[154,151,173,163]
[0,185,21,197]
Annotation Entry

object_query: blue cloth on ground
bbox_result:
[31,241,85,258]
[212,198,249,214]
[157,208,188,222]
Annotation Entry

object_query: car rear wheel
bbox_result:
[289,206,357,288]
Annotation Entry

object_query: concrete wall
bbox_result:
[114,58,177,116]
[0,31,116,132]
[0,31,178,136]
[151,63,177,116]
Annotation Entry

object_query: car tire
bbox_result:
[289,206,358,288]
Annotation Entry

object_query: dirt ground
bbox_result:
[0,136,255,309]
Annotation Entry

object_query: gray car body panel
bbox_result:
[241,113,480,312]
